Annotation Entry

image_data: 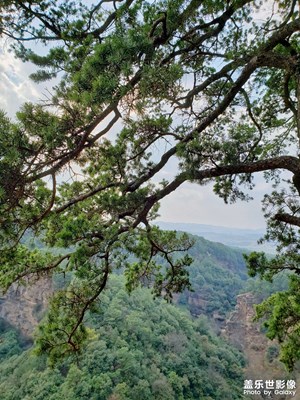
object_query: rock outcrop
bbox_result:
[0,277,52,336]
[223,292,299,400]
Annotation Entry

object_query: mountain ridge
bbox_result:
[155,221,276,253]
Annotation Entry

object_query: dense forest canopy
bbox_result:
[1,0,300,367]
[0,276,245,400]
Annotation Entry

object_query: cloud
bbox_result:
[0,44,43,118]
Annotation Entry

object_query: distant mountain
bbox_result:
[156,221,276,253]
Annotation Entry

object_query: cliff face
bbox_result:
[223,292,299,400]
[0,277,52,336]
[222,292,265,354]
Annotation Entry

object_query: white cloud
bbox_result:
[0,43,43,117]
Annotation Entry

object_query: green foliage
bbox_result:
[255,275,300,371]
[176,235,247,316]
[266,345,280,363]
[0,276,245,400]
[0,245,60,292]
[1,0,300,367]
[0,318,31,361]
[244,247,300,369]
[243,272,289,302]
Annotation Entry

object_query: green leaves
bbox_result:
[245,245,300,370]
[0,245,60,292]
[255,275,300,371]
[0,276,245,399]
[35,284,91,364]
[2,0,300,367]
[123,228,194,300]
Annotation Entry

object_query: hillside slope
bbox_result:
[0,276,245,400]
[0,233,297,399]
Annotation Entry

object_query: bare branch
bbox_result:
[274,212,300,227]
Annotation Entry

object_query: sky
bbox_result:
[0,44,40,114]
[0,2,285,231]
[158,179,268,229]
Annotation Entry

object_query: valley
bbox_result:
[0,228,297,399]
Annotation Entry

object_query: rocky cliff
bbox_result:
[0,277,52,336]
[223,292,299,400]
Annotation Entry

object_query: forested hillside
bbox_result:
[0,233,248,335]
[0,275,245,400]
[0,231,295,400]
[2,0,300,368]
[175,234,247,317]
